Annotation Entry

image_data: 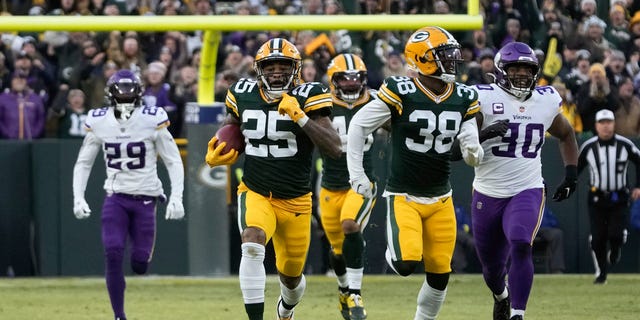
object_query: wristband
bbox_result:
[296,115,310,127]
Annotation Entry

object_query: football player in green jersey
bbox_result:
[205,38,341,320]
[320,53,378,320]
[347,26,483,319]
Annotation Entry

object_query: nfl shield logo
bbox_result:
[519,106,525,113]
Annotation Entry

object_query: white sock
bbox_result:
[239,242,265,304]
[346,267,364,291]
[494,287,508,301]
[414,280,447,320]
[512,309,525,318]
[278,274,306,317]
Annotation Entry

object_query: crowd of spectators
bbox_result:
[2,0,640,140]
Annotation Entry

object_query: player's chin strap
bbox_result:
[115,103,136,120]
[426,73,456,84]
[264,89,285,100]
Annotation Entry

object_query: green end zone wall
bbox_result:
[0,137,638,276]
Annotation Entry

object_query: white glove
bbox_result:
[457,129,484,167]
[166,196,185,220]
[73,198,91,219]
[350,175,373,198]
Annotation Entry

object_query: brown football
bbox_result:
[214,123,245,154]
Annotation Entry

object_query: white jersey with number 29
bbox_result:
[473,83,561,198]
[73,106,182,198]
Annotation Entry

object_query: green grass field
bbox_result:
[1,274,639,319]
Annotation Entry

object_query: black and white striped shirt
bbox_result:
[578,134,640,192]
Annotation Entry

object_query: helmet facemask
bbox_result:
[493,42,540,100]
[332,71,367,103]
[256,58,298,99]
[427,45,462,83]
[501,63,538,99]
[107,78,142,120]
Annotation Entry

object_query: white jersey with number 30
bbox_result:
[473,83,561,198]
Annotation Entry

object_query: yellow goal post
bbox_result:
[0,0,483,105]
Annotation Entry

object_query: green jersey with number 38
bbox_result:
[225,79,332,199]
[377,76,479,197]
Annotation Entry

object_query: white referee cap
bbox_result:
[595,109,615,122]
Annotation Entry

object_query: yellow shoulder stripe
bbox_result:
[225,91,240,118]
[465,100,480,117]
[304,93,332,112]
[377,86,403,115]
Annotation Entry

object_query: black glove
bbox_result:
[552,165,577,201]
[479,119,510,143]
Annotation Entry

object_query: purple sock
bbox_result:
[105,248,126,319]
[508,241,534,310]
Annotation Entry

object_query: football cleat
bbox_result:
[593,274,607,285]
[509,316,523,320]
[338,292,350,320]
[347,293,367,320]
[276,296,295,320]
[493,295,510,320]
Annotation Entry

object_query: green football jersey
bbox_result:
[225,79,332,199]
[377,76,479,197]
[321,90,376,190]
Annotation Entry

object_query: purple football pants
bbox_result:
[471,188,544,311]
[101,193,157,319]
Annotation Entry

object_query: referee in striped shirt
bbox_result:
[577,109,640,284]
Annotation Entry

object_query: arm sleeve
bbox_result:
[347,98,391,180]
[72,131,101,199]
[459,117,484,167]
[156,128,185,199]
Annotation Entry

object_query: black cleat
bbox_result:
[593,274,607,285]
[493,295,510,320]
[510,316,523,320]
